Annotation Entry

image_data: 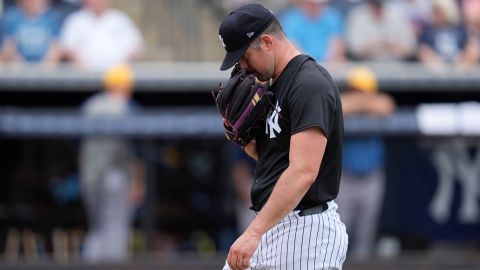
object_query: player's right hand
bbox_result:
[227,228,261,270]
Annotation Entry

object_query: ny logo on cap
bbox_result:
[246,32,255,38]
[219,35,226,48]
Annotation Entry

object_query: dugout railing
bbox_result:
[1,62,480,92]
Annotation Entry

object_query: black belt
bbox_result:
[298,203,328,217]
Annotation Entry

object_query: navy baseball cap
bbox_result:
[218,3,274,71]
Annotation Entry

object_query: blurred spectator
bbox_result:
[392,0,432,38]
[1,0,62,65]
[346,0,416,61]
[336,66,396,261]
[2,0,17,11]
[280,0,346,62]
[461,0,480,56]
[221,0,289,12]
[53,0,82,20]
[417,0,479,68]
[79,64,145,262]
[329,0,363,16]
[60,0,143,71]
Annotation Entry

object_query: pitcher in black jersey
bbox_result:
[218,3,348,270]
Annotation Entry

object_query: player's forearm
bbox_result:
[342,92,396,116]
[246,165,315,237]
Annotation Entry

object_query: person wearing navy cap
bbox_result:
[218,3,348,270]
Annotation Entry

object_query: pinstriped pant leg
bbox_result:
[221,201,348,270]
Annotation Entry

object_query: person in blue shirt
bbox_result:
[1,0,62,64]
[280,0,346,62]
[417,0,478,67]
[336,66,396,261]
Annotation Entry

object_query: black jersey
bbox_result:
[251,54,343,211]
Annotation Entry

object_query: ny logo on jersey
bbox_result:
[266,101,282,139]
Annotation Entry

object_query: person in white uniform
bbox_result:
[60,0,143,71]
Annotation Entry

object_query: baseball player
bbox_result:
[217,4,348,270]
[80,65,145,261]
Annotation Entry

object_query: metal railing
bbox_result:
[1,62,480,92]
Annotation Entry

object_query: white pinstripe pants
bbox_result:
[223,201,348,270]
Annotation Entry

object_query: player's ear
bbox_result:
[259,34,273,50]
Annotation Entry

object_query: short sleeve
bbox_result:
[327,8,344,37]
[60,13,80,51]
[116,12,143,51]
[2,8,17,37]
[49,10,62,38]
[287,73,337,138]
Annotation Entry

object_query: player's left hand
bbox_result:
[227,229,262,270]
[243,139,258,161]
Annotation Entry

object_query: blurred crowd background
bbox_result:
[0,0,479,65]
[0,0,480,269]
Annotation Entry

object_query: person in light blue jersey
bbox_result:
[1,0,61,64]
[280,0,346,63]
